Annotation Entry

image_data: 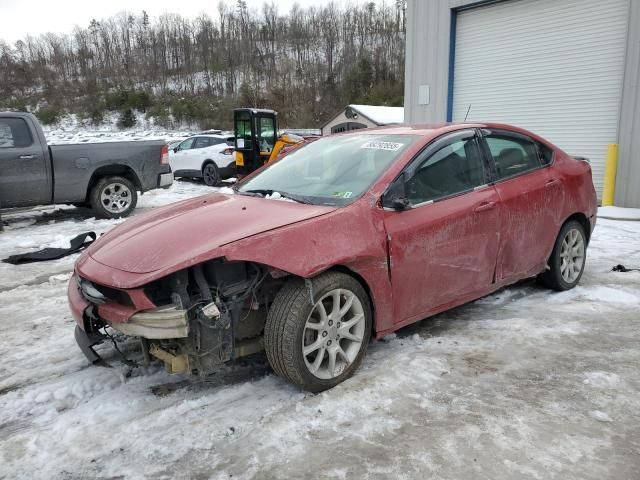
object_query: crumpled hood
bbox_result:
[86,193,336,274]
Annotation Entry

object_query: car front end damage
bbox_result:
[69,259,286,375]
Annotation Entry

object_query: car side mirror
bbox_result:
[391,197,410,211]
[173,147,179,153]
[383,173,410,211]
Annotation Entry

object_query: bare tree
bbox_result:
[0,0,407,128]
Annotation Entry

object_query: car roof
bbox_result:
[189,134,229,139]
[334,122,531,137]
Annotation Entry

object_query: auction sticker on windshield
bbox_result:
[361,141,403,151]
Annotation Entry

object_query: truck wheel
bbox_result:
[202,162,220,186]
[538,220,587,291]
[90,176,138,219]
[264,272,372,392]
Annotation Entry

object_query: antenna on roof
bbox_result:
[464,105,472,122]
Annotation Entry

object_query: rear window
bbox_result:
[484,132,541,179]
[0,118,33,148]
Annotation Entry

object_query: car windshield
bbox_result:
[237,134,419,206]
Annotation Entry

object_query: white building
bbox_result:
[321,105,404,136]
[404,0,640,207]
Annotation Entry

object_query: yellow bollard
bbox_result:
[602,144,618,206]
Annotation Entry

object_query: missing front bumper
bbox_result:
[75,301,253,376]
[74,325,109,367]
[149,344,190,374]
[109,305,190,339]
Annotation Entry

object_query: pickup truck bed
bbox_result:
[0,112,172,218]
[49,141,171,204]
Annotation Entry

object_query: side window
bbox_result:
[178,138,195,151]
[193,137,211,149]
[0,118,33,148]
[484,132,542,179]
[258,117,275,153]
[406,135,486,205]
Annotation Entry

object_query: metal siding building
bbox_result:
[404,0,640,207]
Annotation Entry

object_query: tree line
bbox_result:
[0,1,406,129]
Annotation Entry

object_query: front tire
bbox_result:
[202,162,220,186]
[264,272,372,392]
[90,176,138,219]
[538,220,587,291]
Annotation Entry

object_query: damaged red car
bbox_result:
[69,123,597,392]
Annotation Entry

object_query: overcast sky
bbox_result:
[0,0,382,44]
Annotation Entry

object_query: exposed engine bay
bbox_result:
[79,260,286,375]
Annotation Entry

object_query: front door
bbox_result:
[383,130,501,324]
[170,137,195,172]
[0,116,49,208]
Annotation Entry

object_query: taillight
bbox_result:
[222,147,234,155]
[161,144,169,164]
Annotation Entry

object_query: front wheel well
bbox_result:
[85,165,141,202]
[325,265,376,337]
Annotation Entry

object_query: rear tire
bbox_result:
[538,220,587,291]
[202,162,220,186]
[264,272,372,392]
[89,176,138,219]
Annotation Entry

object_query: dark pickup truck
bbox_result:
[0,112,173,218]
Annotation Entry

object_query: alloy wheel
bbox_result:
[203,164,218,186]
[100,182,132,214]
[560,228,585,283]
[302,288,366,380]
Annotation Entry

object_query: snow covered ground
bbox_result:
[40,113,318,146]
[598,206,640,221]
[1,183,639,479]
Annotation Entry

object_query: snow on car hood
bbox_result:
[86,192,336,274]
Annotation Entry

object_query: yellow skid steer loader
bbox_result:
[233,108,305,176]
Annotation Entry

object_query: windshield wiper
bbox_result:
[240,189,313,204]
[242,189,273,196]
[278,192,314,204]
[236,189,264,198]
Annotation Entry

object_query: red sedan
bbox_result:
[69,123,597,392]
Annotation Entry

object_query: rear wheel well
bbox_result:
[202,159,215,170]
[86,165,141,202]
[563,212,591,244]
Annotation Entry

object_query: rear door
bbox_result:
[383,130,501,324]
[0,116,49,207]
[479,128,561,281]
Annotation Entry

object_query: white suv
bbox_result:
[169,134,235,186]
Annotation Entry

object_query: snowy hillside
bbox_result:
[41,112,197,145]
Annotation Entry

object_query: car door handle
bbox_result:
[474,201,496,213]
[19,154,36,159]
[545,178,560,187]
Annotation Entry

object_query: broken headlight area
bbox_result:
[78,260,286,376]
